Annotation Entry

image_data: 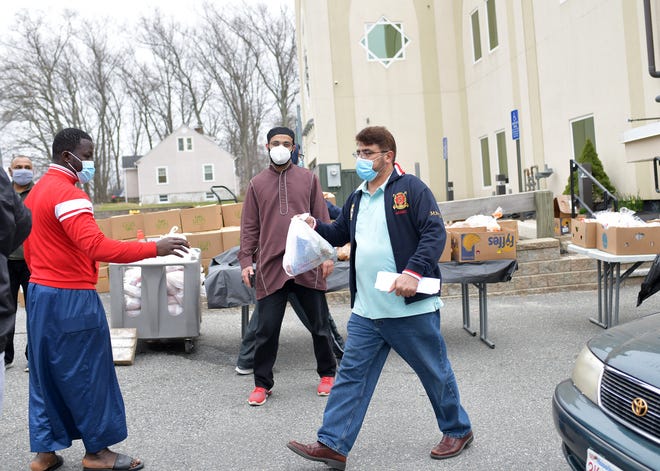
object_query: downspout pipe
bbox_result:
[644,0,660,77]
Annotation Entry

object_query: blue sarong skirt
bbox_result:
[27,284,128,452]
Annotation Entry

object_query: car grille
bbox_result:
[600,367,660,444]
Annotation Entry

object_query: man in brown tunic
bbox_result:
[238,126,337,406]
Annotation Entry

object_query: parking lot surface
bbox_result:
[2,280,659,470]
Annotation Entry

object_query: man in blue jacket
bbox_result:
[287,126,473,469]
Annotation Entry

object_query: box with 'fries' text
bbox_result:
[450,229,517,262]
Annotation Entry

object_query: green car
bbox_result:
[553,312,660,470]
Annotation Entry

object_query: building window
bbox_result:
[177,137,193,152]
[471,10,482,61]
[359,16,411,68]
[496,131,508,177]
[486,0,499,50]
[205,191,216,201]
[157,167,168,184]
[159,194,169,203]
[480,137,492,187]
[203,164,214,182]
[571,116,596,158]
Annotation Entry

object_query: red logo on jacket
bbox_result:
[392,191,409,214]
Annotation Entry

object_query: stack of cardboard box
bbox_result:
[442,220,518,262]
[95,218,114,292]
[571,216,660,255]
[94,203,244,286]
[554,195,573,236]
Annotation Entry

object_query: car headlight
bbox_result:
[571,346,604,404]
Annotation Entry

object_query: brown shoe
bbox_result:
[287,440,346,470]
[430,431,474,459]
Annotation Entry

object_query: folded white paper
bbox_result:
[375,271,440,295]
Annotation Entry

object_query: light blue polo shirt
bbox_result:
[352,180,442,319]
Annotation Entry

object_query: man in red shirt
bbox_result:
[24,128,189,471]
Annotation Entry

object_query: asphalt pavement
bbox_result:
[2,279,659,471]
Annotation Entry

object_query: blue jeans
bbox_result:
[317,311,472,456]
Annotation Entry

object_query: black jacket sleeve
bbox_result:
[0,168,32,352]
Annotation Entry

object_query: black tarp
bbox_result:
[637,254,660,306]
[205,248,518,309]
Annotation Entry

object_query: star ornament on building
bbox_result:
[360,16,411,68]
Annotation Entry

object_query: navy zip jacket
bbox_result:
[315,165,446,307]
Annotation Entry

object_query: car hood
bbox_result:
[589,312,660,389]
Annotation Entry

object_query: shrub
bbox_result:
[616,193,644,212]
[563,139,616,201]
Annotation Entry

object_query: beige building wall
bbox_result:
[297,0,660,203]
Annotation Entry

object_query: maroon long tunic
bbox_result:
[238,163,330,300]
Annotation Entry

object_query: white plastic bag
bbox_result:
[282,214,336,276]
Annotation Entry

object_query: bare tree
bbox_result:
[199,5,269,194]
[138,12,221,136]
[233,3,299,128]
[78,24,127,201]
[0,12,79,168]
[0,3,301,199]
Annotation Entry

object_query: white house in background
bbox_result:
[130,125,238,205]
[121,155,140,201]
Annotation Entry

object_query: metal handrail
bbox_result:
[569,159,618,218]
[210,185,238,204]
[655,157,660,193]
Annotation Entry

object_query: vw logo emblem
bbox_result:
[631,397,648,417]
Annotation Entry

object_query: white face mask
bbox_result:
[269,145,291,165]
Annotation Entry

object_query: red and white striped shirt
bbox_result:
[24,164,157,289]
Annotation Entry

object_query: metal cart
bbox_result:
[109,258,201,353]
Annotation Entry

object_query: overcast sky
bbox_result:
[0,0,294,32]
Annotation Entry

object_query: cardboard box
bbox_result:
[201,258,213,275]
[96,218,113,238]
[554,195,573,217]
[142,209,182,237]
[498,219,518,235]
[185,230,224,260]
[571,218,599,248]
[445,225,486,261]
[554,217,572,236]
[180,205,223,233]
[323,192,337,206]
[96,276,110,293]
[451,229,517,262]
[109,214,145,240]
[596,224,660,255]
[18,289,25,308]
[439,236,452,262]
[98,265,108,278]
[221,202,243,227]
[220,226,241,250]
[554,195,573,235]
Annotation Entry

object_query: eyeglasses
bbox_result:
[352,149,389,159]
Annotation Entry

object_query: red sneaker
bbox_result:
[248,387,272,406]
[317,376,334,396]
